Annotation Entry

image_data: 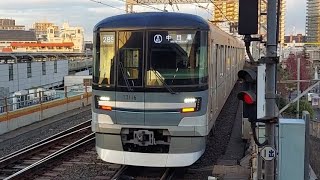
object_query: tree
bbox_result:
[285,53,312,91]
[283,100,315,119]
[277,64,291,98]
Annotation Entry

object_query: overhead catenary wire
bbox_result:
[193,3,213,17]
[193,0,213,16]
[116,0,165,12]
[90,0,225,24]
[89,0,127,12]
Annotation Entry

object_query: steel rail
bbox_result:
[0,120,92,179]
[5,133,95,180]
[110,165,128,180]
[0,126,91,169]
[160,168,176,180]
[0,119,91,163]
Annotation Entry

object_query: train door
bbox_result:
[115,31,145,125]
[212,44,218,114]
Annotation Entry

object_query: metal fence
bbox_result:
[0,84,91,114]
[310,120,320,138]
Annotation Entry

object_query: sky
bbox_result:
[0,0,306,41]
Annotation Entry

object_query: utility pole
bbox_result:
[265,0,278,179]
[297,57,301,118]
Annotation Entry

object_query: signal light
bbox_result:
[238,91,256,105]
[237,68,257,122]
[244,94,254,105]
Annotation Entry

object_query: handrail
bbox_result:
[0,83,92,113]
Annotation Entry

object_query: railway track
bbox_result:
[0,120,94,180]
[111,166,178,180]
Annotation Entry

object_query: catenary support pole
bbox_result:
[265,0,278,179]
[297,57,301,118]
[303,111,310,180]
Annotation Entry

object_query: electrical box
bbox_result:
[278,119,305,180]
[238,0,259,35]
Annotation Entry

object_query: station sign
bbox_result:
[260,146,276,161]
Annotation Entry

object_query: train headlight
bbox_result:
[184,98,197,103]
[96,96,112,111]
[99,96,110,101]
[182,97,201,113]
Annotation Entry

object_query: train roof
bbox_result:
[94,12,210,31]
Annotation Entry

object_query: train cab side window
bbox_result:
[94,32,115,86]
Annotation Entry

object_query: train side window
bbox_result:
[118,31,143,87]
[226,46,230,72]
[232,47,235,67]
[235,48,237,63]
[94,32,115,85]
[220,45,224,77]
[217,44,220,77]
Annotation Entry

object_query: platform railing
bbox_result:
[0,83,92,114]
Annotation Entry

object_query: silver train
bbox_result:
[91,12,245,167]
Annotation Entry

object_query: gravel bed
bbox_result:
[36,147,119,180]
[180,83,241,179]
[0,107,92,158]
[56,163,113,180]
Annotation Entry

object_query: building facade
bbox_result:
[46,22,84,52]
[0,22,84,53]
[0,30,75,53]
[284,34,307,44]
[32,22,59,39]
[212,0,286,44]
[0,19,25,30]
[212,0,239,33]
[0,60,68,95]
[306,0,320,44]
[0,30,37,52]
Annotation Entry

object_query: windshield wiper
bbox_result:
[151,68,176,95]
[118,61,133,91]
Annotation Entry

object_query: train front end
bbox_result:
[92,12,210,167]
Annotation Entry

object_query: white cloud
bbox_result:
[285,0,306,35]
[88,7,122,14]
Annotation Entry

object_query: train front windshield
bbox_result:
[93,30,208,90]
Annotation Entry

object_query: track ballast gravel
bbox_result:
[179,83,241,179]
[0,107,91,158]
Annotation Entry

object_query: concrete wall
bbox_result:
[0,92,91,135]
[0,60,68,93]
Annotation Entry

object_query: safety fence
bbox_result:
[0,84,92,124]
[0,84,91,114]
[310,120,320,138]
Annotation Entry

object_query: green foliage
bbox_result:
[277,96,287,110]
[284,100,315,119]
